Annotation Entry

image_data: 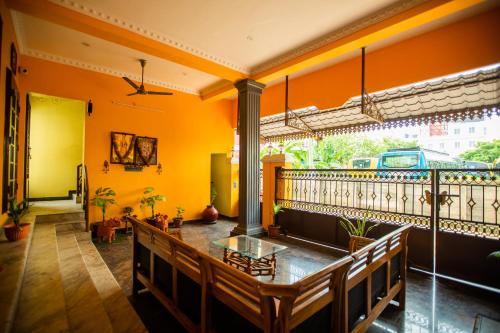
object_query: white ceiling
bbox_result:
[11,0,492,96]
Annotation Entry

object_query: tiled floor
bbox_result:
[95,219,500,333]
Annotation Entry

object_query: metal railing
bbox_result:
[275,168,500,239]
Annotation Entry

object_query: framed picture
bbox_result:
[10,42,17,75]
[135,136,158,166]
[110,132,136,164]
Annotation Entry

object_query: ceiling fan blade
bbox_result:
[122,77,139,89]
[147,91,173,96]
[127,92,138,96]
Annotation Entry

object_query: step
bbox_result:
[56,231,114,333]
[36,212,85,224]
[13,222,70,333]
[75,232,147,333]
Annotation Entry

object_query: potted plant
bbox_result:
[3,199,29,242]
[122,206,136,233]
[339,210,379,253]
[140,186,166,225]
[268,202,283,238]
[202,183,218,224]
[91,187,117,242]
[172,206,185,228]
[153,213,169,232]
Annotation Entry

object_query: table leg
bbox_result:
[223,248,228,263]
[246,256,252,274]
[271,253,276,280]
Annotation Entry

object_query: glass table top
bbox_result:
[212,235,287,260]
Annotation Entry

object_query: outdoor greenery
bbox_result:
[175,206,185,219]
[140,187,166,218]
[272,201,283,226]
[91,187,116,222]
[460,139,500,163]
[260,134,417,169]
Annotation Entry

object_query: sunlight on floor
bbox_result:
[29,200,83,215]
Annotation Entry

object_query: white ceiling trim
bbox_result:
[11,10,26,54]
[49,0,249,74]
[24,48,199,95]
[251,0,426,73]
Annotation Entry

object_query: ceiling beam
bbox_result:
[201,0,484,102]
[6,0,248,83]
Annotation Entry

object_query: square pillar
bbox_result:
[261,154,293,230]
[231,79,265,236]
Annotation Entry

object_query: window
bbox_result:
[469,127,475,134]
[412,134,417,138]
[484,127,487,135]
[454,128,460,135]
[381,154,419,168]
[404,134,409,139]
[439,143,445,149]
[455,142,460,149]
[469,141,475,148]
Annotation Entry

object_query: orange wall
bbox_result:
[260,8,500,117]
[18,56,234,224]
[0,0,21,226]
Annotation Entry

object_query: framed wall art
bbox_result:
[135,136,158,166]
[110,132,136,164]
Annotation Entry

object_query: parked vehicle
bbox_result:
[463,160,492,177]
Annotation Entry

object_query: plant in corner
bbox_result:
[172,206,185,228]
[268,201,283,238]
[339,210,379,253]
[140,187,167,230]
[91,187,117,243]
[3,199,29,242]
[202,183,218,224]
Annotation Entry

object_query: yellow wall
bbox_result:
[18,56,234,224]
[29,93,84,198]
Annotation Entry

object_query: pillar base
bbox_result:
[230,224,266,237]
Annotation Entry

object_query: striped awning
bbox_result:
[260,64,500,142]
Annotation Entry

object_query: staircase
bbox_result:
[12,212,146,333]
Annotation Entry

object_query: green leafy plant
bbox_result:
[175,206,185,219]
[210,183,217,206]
[140,187,166,218]
[7,199,26,228]
[339,210,378,237]
[122,206,134,216]
[91,187,116,222]
[272,201,283,226]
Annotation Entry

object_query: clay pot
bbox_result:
[97,224,116,243]
[154,214,169,232]
[268,225,281,238]
[202,205,218,224]
[3,223,30,242]
[172,217,183,228]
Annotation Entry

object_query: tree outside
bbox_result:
[460,140,500,163]
[260,134,417,169]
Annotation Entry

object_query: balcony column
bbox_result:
[231,79,266,236]
[261,154,293,231]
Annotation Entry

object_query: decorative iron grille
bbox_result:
[275,168,500,238]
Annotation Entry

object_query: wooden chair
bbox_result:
[131,217,206,333]
[274,256,353,333]
[202,254,277,333]
[346,224,411,333]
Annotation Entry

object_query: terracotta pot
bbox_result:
[154,215,169,232]
[268,225,281,238]
[172,217,183,228]
[202,205,218,224]
[97,224,116,243]
[3,223,30,242]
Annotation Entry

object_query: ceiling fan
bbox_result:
[122,59,173,96]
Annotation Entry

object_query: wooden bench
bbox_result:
[346,225,411,333]
[130,217,410,333]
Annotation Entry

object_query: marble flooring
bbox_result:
[95,219,500,333]
[9,210,146,333]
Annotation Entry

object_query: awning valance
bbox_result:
[260,65,500,142]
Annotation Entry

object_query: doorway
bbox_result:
[25,93,85,210]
